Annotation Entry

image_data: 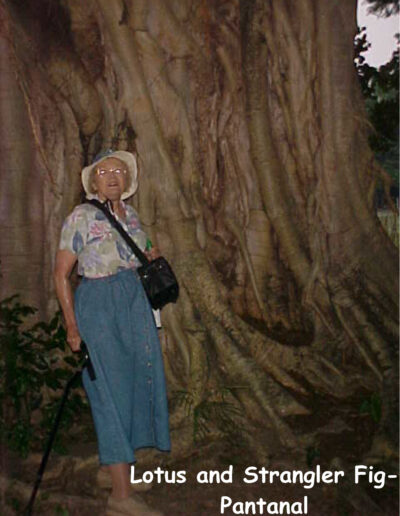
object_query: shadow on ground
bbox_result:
[1,438,398,515]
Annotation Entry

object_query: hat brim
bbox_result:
[81,151,138,200]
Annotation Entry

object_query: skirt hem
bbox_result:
[99,444,171,465]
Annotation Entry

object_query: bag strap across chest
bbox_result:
[85,198,150,266]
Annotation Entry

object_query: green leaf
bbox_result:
[359,400,370,414]
[54,368,71,380]
[45,377,62,390]
[64,356,79,367]
[370,393,382,423]
[0,295,89,458]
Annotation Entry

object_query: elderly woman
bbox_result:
[54,149,170,516]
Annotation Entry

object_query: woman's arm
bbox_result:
[53,249,81,352]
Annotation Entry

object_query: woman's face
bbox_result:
[91,157,128,201]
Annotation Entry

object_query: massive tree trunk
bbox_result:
[0,0,398,462]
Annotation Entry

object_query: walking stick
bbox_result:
[25,342,96,515]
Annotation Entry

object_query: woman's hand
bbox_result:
[145,246,161,261]
[67,325,82,352]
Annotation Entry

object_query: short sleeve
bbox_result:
[58,206,88,255]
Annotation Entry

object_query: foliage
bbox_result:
[364,0,400,17]
[173,386,247,445]
[306,446,321,468]
[355,28,399,185]
[0,295,89,457]
[359,393,382,423]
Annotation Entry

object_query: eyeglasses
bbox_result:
[95,168,127,177]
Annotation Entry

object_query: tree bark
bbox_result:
[0,0,397,461]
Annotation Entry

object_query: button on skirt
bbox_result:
[74,268,171,465]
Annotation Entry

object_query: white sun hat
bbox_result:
[81,149,138,200]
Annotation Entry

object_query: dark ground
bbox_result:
[1,437,398,516]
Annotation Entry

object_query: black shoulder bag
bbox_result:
[86,199,179,310]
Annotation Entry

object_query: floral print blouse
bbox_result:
[58,200,148,278]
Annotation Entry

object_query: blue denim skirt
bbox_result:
[74,268,171,465]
